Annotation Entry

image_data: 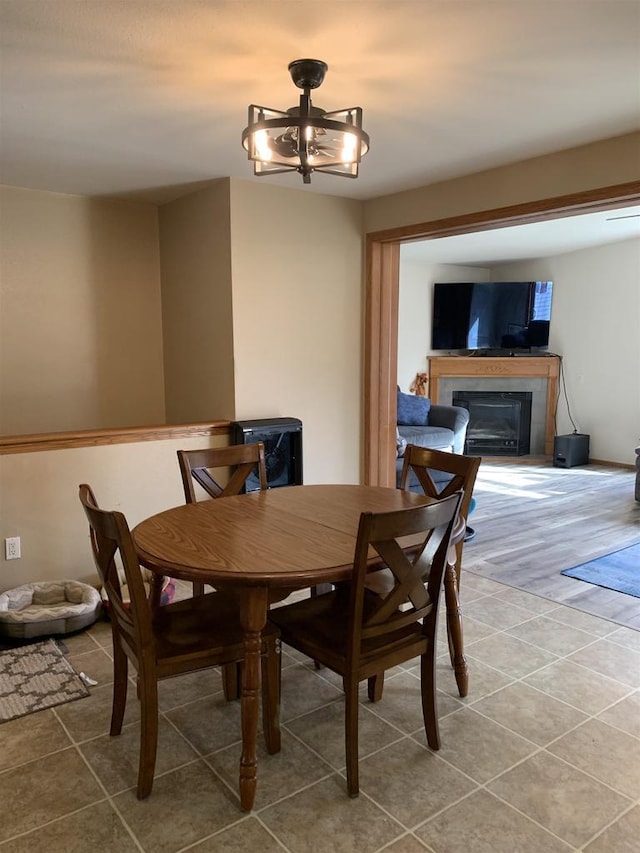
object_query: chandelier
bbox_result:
[241,59,369,184]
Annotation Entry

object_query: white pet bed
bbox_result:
[0,580,102,639]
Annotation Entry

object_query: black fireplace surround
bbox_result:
[452,391,532,456]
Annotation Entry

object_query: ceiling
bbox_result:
[401,205,640,265]
[1,0,639,204]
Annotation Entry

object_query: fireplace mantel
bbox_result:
[428,356,560,455]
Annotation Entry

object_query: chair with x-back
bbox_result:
[401,445,481,697]
[269,492,461,798]
[78,483,280,800]
[178,442,267,505]
[177,442,267,598]
[177,442,268,699]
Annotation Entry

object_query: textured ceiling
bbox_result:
[1,0,639,203]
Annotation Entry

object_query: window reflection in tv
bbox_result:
[431,281,553,351]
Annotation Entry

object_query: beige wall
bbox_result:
[229,179,364,484]
[0,186,165,434]
[364,132,640,234]
[1,133,638,592]
[158,178,365,485]
[159,180,236,423]
[0,433,226,591]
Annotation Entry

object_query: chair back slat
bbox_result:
[400,446,480,526]
[190,466,225,499]
[351,493,462,649]
[177,443,267,503]
[365,539,430,621]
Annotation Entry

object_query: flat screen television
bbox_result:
[431,281,553,352]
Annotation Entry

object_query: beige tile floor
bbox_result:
[0,572,638,853]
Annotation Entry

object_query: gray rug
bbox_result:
[0,638,89,722]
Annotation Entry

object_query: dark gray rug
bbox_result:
[0,638,89,722]
[561,542,640,598]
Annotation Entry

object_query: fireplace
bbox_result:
[428,356,560,456]
[452,391,532,456]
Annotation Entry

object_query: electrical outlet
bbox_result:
[5,537,21,560]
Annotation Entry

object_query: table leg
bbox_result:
[238,586,269,812]
[444,548,468,698]
[149,573,164,612]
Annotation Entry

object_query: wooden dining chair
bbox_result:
[78,483,281,800]
[177,442,267,505]
[269,492,461,797]
[177,442,269,699]
[177,443,267,597]
[400,445,481,697]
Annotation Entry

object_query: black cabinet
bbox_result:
[231,418,303,491]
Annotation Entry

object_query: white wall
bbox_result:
[494,237,640,464]
[397,259,489,392]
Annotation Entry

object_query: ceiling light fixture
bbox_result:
[241,58,369,184]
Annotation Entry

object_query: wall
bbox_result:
[229,179,364,485]
[493,237,640,464]
[0,433,226,591]
[0,186,165,434]
[2,134,637,591]
[397,239,639,465]
[364,132,640,234]
[0,178,363,593]
[158,180,236,423]
[397,259,489,392]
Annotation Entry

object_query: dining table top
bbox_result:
[133,483,436,589]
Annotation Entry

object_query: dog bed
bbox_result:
[0,580,102,639]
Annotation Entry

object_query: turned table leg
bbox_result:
[444,547,468,698]
[238,586,269,811]
[149,573,164,612]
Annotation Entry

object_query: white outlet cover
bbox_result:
[5,537,21,560]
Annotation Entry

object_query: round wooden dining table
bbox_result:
[132,483,439,811]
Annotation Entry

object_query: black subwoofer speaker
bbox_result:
[553,433,590,468]
[231,417,303,491]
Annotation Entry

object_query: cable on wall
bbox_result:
[555,355,579,435]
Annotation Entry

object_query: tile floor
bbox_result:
[0,574,639,852]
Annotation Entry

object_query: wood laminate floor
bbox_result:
[464,459,640,629]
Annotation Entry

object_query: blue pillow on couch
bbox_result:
[397,389,431,426]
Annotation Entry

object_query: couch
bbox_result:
[395,389,470,491]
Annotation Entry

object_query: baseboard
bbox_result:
[479,456,634,470]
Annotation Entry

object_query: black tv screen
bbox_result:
[431,281,553,351]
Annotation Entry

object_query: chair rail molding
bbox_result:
[0,422,232,455]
